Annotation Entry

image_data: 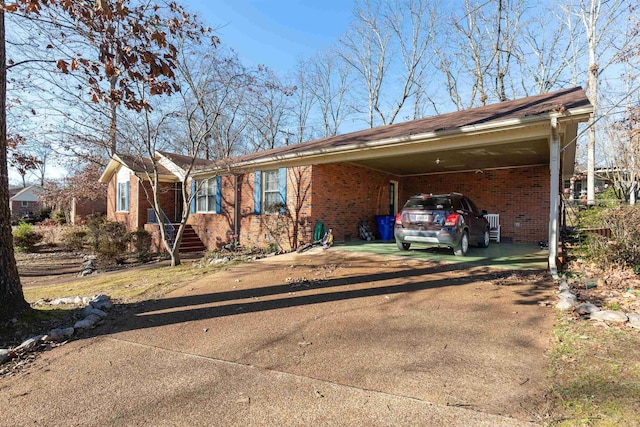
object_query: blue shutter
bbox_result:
[278,168,287,214]
[254,171,261,215]
[216,176,222,214]
[190,179,196,214]
[125,181,130,212]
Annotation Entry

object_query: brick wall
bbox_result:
[107,163,550,250]
[189,168,314,251]
[189,175,237,249]
[106,176,136,230]
[401,166,550,243]
[310,163,400,242]
[72,198,107,224]
[107,174,178,232]
[10,200,43,218]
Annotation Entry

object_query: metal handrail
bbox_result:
[147,208,175,248]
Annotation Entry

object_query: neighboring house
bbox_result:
[564,166,638,201]
[69,197,108,225]
[9,185,44,219]
[100,87,593,263]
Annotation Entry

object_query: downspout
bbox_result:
[234,175,240,242]
[549,117,560,279]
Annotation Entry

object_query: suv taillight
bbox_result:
[444,212,459,226]
[395,212,403,226]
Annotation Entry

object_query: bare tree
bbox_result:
[309,50,353,137]
[339,0,436,126]
[518,12,584,95]
[290,57,317,143]
[568,0,627,204]
[245,66,295,151]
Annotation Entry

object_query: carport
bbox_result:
[225,87,592,274]
[337,241,548,271]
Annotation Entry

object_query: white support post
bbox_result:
[549,117,560,278]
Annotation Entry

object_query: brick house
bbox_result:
[100,87,592,265]
[9,185,44,219]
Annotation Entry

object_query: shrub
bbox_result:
[35,220,64,246]
[130,228,152,261]
[13,221,43,252]
[95,219,130,265]
[51,209,66,224]
[62,227,88,251]
[582,205,640,270]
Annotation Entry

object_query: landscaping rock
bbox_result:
[590,310,629,323]
[628,313,640,329]
[91,300,113,310]
[51,297,80,305]
[16,336,44,353]
[556,298,576,311]
[90,308,108,318]
[85,314,103,324]
[45,327,74,342]
[0,349,10,364]
[91,294,111,303]
[80,305,94,318]
[559,279,571,292]
[559,290,577,300]
[74,318,96,329]
[576,303,600,315]
[80,268,94,277]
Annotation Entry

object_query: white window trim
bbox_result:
[21,201,28,207]
[262,170,280,215]
[117,181,129,212]
[196,178,218,213]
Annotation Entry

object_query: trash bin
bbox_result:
[375,215,395,241]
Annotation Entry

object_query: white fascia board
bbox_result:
[155,151,186,181]
[99,155,127,183]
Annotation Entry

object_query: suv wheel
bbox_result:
[453,231,469,256]
[397,240,411,251]
[479,229,490,248]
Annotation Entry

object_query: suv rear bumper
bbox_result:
[394,226,461,248]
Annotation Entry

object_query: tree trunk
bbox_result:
[0,2,29,320]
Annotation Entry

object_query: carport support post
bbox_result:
[548,117,560,278]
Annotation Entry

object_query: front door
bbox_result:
[389,181,399,215]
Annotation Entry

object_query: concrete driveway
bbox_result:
[1,249,554,426]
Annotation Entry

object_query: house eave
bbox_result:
[193,106,592,177]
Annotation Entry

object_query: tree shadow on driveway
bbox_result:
[100,259,553,335]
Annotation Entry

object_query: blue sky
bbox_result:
[185,0,356,72]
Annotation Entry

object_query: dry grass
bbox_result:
[548,316,640,426]
[23,260,238,304]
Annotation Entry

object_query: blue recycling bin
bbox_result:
[375,215,395,241]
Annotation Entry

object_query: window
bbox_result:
[117,181,129,212]
[196,178,218,213]
[190,176,221,214]
[253,168,287,215]
[21,201,28,207]
[263,170,280,214]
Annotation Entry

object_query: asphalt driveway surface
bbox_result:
[1,249,554,426]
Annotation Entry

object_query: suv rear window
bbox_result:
[403,196,453,210]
